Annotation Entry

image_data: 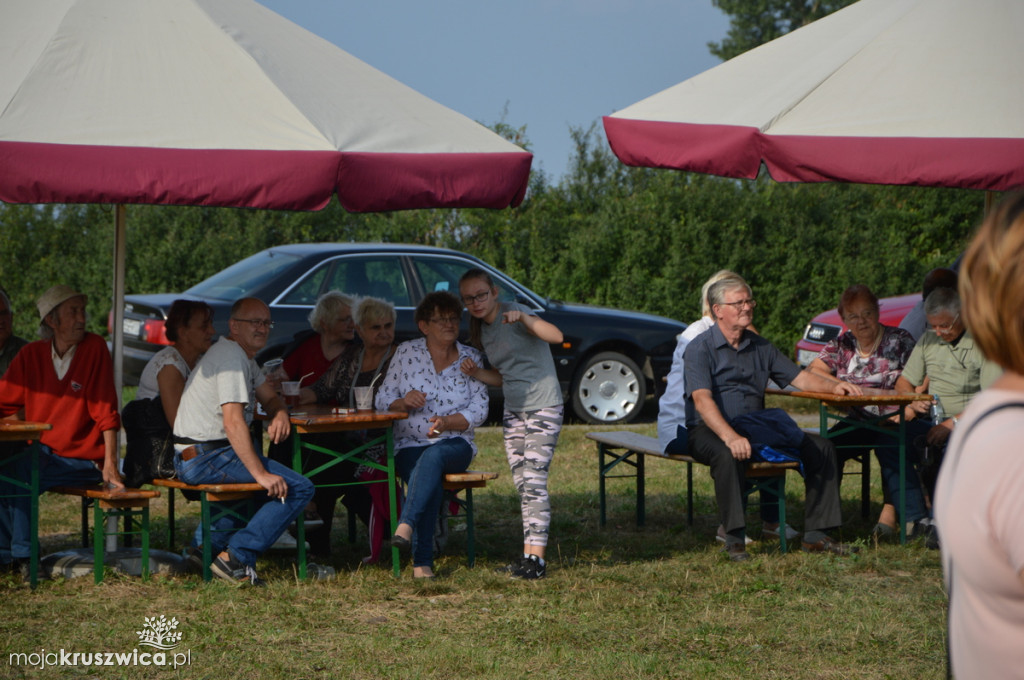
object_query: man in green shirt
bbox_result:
[895,286,1001,511]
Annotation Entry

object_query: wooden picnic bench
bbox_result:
[151,478,265,581]
[586,430,800,552]
[49,485,161,582]
[442,470,498,567]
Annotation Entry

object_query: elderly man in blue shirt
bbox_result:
[684,275,862,562]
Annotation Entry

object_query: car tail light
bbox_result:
[142,319,171,345]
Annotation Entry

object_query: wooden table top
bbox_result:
[286,405,408,433]
[0,419,52,441]
[766,387,933,406]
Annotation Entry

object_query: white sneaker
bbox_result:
[763,523,800,541]
[716,525,753,546]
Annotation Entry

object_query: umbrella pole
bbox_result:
[112,204,126,407]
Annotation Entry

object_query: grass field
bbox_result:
[1,415,947,680]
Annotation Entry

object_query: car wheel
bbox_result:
[571,351,646,424]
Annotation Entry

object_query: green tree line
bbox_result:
[0,130,982,356]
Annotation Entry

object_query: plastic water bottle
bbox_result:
[307,563,336,580]
[930,397,945,424]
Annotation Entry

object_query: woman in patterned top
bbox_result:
[376,291,488,578]
[808,284,924,537]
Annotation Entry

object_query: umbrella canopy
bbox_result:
[603,0,1024,191]
[0,0,531,211]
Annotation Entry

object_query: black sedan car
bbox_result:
[115,244,685,424]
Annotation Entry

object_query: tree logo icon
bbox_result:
[135,616,183,650]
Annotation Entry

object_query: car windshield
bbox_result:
[185,250,302,301]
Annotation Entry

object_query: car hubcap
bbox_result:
[579,359,639,421]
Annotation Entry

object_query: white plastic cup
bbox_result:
[282,380,301,408]
[354,386,373,411]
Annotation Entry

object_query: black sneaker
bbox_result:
[184,546,205,574]
[210,552,265,587]
[510,555,546,580]
[495,555,526,575]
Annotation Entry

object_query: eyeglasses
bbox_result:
[719,299,757,310]
[233,318,275,329]
[930,314,960,332]
[429,316,460,326]
[461,291,491,305]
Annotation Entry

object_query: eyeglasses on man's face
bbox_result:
[429,316,460,326]
[929,314,960,333]
[719,298,757,310]
[233,317,274,329]
[460,290,491,306]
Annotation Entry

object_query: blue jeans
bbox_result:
[395,438,473,568]
[174,444,314,568]
[0,445,102,563]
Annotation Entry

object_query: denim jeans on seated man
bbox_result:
[174,443,314,568]
[0,444,104,564]
[395,437,473,569]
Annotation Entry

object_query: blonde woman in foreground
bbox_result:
[935,192,1022,678]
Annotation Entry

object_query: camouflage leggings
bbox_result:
[503,406,563,547]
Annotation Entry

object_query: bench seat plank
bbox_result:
[587,430,796,552]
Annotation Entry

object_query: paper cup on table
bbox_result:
[354,386,374,411]
[282,381,301,408]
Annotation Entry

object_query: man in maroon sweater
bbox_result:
[0,285,122,573]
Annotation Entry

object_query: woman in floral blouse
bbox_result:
[376,291,488,578]
[808,284,924,537]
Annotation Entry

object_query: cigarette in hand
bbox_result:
[280,496,286,504]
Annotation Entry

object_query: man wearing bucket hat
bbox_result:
[0,285,123,572]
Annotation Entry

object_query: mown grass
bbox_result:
[1,419,946,680]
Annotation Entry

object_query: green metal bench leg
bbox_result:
[464,488,475,567]
[686,461,694,526]
[92,498,104,584]
[200,494,213,581]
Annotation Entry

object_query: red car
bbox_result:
[794,293,920,367]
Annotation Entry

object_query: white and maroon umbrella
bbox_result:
[603,0,1024,191]
[0,0,531,389]
[0,0,531,211]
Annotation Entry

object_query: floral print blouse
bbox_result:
[817,325,916,417]
[375,337,489,455]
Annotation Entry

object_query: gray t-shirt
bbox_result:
[173,336,264,444]
[480,301,562,412]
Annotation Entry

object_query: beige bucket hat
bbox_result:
[36,285,86,321]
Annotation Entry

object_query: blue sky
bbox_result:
[257,0,730,181]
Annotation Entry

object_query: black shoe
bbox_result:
[912,520,940,549]
[211,553,265,587]
[1,557,29,576]
[495,555,526,575]
[722,543,750,562]
[510,555,546,580]
[184,546,205,573]
[390,533,411,550]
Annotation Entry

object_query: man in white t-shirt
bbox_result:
[173,298,313,586]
